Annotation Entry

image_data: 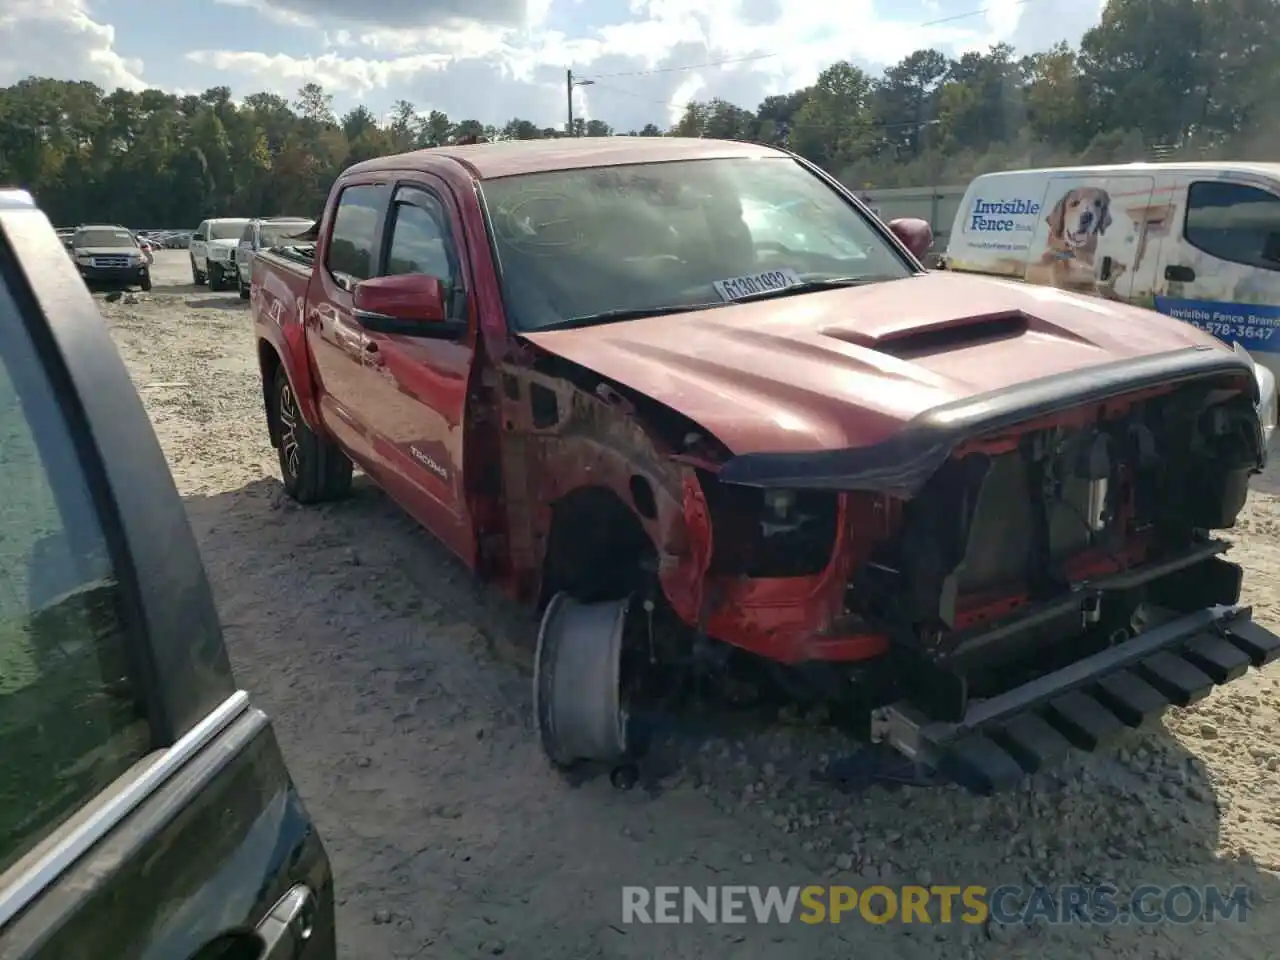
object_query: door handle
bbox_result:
[255,884,316,960]
[1165,264,1195,282]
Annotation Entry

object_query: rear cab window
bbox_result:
[326,185,386,289]
[0,265,151,876]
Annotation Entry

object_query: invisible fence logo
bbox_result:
[964,197,1042,235]
[621,884,1250,926]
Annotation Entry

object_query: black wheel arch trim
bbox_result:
[0,192,237,743]
[714,346,1260,495]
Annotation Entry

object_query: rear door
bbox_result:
[304,181,389,464]
[0,193,335,959]
[236,221,255,283]
[1024,173,1155,301]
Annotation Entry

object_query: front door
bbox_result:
[358,179,476,565]
[1024,174,1155,303]
[303,181,389,465]
[1156,178,1280,376]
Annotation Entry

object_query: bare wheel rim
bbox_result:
[278,381,300,479]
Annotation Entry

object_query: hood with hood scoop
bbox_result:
[519,271,1254,459]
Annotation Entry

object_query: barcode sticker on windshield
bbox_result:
[713,268,802,302]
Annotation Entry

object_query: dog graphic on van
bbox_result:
[1033,186,1126,295]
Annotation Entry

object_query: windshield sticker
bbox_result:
[713,268,802,302]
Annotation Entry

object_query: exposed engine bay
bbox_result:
[533,360,1279,796]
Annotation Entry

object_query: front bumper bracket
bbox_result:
[869,604,1280,794]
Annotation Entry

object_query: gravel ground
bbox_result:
[97,251,1280,959]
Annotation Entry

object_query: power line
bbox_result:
[576,0,1042,82]
[584,52,778,81]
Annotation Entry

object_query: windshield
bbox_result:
[479,157,912,331]
[73,229,134,248]
[210,220,249,241]
[260,221,314,247]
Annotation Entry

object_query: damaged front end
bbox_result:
[691,346,1279,793]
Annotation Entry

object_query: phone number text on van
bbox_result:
[1154,296,1280,351]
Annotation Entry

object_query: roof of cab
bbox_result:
[344,136,788,181]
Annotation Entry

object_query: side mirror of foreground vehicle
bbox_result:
[0,189,337,959]
[887,217,934,262]
[352,273,464,339]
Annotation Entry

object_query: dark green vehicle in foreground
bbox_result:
[0,189,336,958]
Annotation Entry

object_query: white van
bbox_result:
[944,162,1279,438]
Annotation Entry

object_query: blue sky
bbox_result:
[0,0,1107,130]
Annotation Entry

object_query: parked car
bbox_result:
[944,162,1280,430]
[189,218,250,290]
[236,217,315,299]
[252,137,1278,796]
[0,189,337,957]
[68,224,151,291]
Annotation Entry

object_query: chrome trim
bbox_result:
[0,689,251,929]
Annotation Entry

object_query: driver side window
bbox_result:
[382,192,462,319]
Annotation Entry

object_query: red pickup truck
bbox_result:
[252,137,1278,794]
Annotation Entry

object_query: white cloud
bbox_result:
[0,0,146,90]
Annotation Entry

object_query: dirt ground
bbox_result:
[98,251,1280,959]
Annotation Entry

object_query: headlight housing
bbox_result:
[1258,365,1277,449]
[1232,342,1276,447]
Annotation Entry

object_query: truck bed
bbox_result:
[259,244,315,273]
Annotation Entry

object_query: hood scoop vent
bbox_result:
[854,310,1030,357]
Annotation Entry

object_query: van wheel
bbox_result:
[273,366,352,504]
[190,257,205,285]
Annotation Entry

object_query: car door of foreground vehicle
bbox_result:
[0,191,336,960]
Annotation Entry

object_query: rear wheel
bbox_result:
[273,365,352,504]
[208,263,225,291]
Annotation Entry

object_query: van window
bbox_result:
[0,276,151,875]
[327,185,385,285]
[1185,181,1280,271]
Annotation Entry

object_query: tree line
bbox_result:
[1,0,1277,228]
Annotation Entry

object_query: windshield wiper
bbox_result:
[729,276,877,304]
[535,302,731,332]
[532,278,885,332]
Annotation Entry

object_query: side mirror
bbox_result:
[888,217,933,262]
[352,273,463,339]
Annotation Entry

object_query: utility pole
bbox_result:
[565,70,594,137]
[566,69,574,137]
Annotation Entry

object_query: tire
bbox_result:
[139,270,152,292]
[273,365,352,504]
[238,273,249,299]
[208,263,224,291]
[190,256,205,285]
